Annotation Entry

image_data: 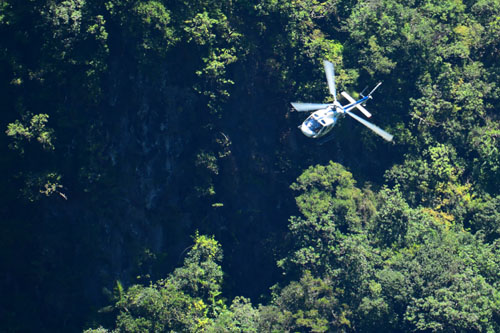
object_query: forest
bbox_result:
[1,0,499,332]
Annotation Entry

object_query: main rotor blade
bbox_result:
[324,60,337,102]
[345,110,393,142]
[291,102,331,112]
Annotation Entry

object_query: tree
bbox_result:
[470,195,500,242]
[290,161,364,231]
[88,234,226,332]
[267,271,348,333]
[208,297,260,332]
[375,228,500,332]
[281,162,370,276]
[372,186,411,247]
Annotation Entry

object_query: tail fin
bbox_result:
[367,82,382,99]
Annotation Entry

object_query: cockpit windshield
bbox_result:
[305,117,322,133]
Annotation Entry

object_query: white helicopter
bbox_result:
[291,60,393,142]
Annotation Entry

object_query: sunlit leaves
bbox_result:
[269,271,347,333]
[19,172,65,202]
[376,229,500,332]
[101,234,225,332]
[6,113,55,153]
[43,0,85,58]
[184,12,218,46]
[373,186,411,247]
[470,195,500,241]
[209,297,260,332]
[469,122,500,193]
[169,234,223,303]
[290,161,362,231]
[126,1,177,61]
[3,1,500,332]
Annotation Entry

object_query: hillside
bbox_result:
[1,0,499,332]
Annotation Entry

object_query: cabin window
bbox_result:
[305,117,322,133]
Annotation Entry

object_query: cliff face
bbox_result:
[1,47,394,331]
[25,55,295,330]
[3,1,500,332]
[0,7,395,328]
[0,59,182,330]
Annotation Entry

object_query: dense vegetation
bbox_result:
[1,0,499,332]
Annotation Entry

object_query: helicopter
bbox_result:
[291,60,393,142]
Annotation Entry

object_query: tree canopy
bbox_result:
[0,0,499,332]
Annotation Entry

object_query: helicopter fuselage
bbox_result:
[299,102,344,138]
[292,60,393,142]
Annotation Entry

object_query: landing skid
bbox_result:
[317,133,336,145]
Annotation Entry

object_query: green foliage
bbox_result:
[373,186,411,247]
[84,327,110,333]
[130,1,177,59]
[280,160,500,332]
[19,172,65,202]
[290,161,362,229]
[168,234,223,303]
[196,150,219,175]
[6,114,55,153]
[470,195,500,241]
[384,143,474,223]
[272,271,346,333]
[281,162,374,276]
[208,297,260,332]
[44,0,85,58]
[113,282,198,332]
[97,234,225,332]
[2,1,500,332]
[377,230,500,332]
[469,122,500,194]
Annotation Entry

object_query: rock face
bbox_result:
[84,65,194,280]
[2,50,391,331]
[26,56,294,330]
[28,61,197,329]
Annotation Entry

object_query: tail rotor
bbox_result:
[367,82,382,99]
